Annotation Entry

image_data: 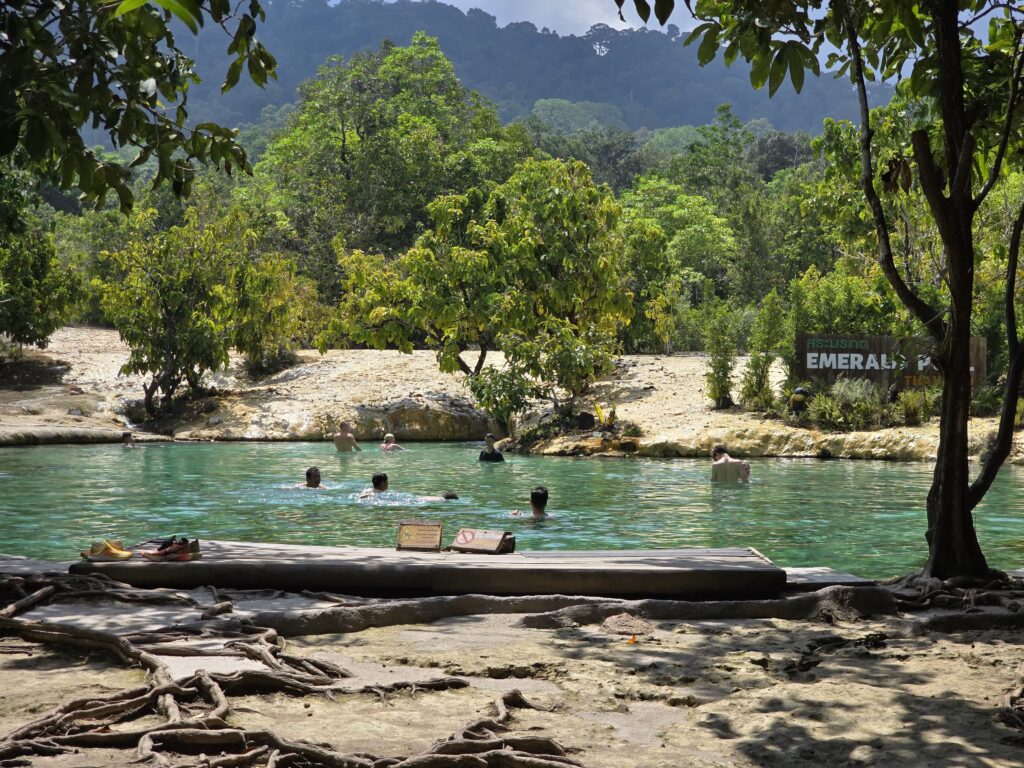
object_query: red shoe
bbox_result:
[142,537,195,562]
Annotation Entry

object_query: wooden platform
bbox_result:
[69,540,788,599]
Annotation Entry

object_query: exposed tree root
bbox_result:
[248,594,623,637]
[1001,662,1024,730]
[0,574,583,768]
[516,585,900,628]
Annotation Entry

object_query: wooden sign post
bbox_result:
[396,520,443,552]
[451,528,516,555]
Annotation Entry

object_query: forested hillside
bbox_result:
[183,0,884,133]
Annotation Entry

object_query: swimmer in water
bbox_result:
[710,445,750,483]
[333,421,361,452]
[122,431,135,448]
[359,472,389,498]
[301,466,326,489]
[510,485,550,520]
[380,433,405,452]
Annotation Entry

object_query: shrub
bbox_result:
[740,289,786,410]
[970,384,1002,418]
[702,302,740,408]
[898,389,932,427]
[467,365,535,435]
[807,392,845,430]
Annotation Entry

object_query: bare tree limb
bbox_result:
[841,4,945,340]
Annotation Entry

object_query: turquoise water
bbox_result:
[0,442,1021,578]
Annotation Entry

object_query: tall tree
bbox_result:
[0,0,276,209]
[618,0,1024,580]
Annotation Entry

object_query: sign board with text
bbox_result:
[451,528,516,554]
[794,334,986,389]
[396,520,443,552]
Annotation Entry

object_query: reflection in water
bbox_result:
[0,442,1022,577]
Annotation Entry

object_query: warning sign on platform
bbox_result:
[451,528,516,554]
[396,520,443,552]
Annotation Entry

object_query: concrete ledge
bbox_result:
[68,540,787,599]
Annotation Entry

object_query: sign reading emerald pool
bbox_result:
[795,334,986,389]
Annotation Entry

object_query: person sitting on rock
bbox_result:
[479,433,505,463]
[380,433,405,452]
[333,421,361,452]
[511,486,550,520]
[710,445,750,483]
[359,472,389,498]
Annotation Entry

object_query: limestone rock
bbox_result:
[601,612,655,636]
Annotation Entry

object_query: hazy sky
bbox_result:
[426,0,647,35]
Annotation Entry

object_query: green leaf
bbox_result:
[768,48,787,96]
[750,51,770,89]
[654,0,674,25]
[697,28,719,66]
[113,0,150,17]
[151,0,202,32]
[632,0,651,23]
[786,45,805,93]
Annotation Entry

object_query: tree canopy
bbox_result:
[617,0,1024,580]
[0,0,275,209]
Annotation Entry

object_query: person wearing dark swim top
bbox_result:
[479,433,505,462]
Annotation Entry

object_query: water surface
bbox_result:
[1,442,1021,578]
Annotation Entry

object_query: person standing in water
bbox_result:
[333,421,361,452]
[479,433,505,462]
[710,445,750,483]
[380,433,405,452]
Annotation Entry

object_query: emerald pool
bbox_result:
[1,442,1021,578]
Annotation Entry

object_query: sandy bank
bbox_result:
[0,326,1014,461]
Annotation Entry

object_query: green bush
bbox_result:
[807,392,845,430]
[970,384,1002,418]
[467,365,535,435]
[898,389,933,427]
[702,302,741,408]
[740,289,786,410]
[805,378,890,431]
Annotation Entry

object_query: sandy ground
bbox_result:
[1,605,1022,768]
[0,325,1012,460]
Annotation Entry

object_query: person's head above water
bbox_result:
[122,431,135,446]
[372,472,389,491]
[711,444,728,460]
[442,491,459,500]
[530,485,549,513]
[485,433,496,448]
[383,433,396,444]
[305,466,322,488]
[338,421,351,433]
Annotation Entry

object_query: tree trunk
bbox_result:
[923,327,989,579]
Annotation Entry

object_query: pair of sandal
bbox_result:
[141,537,202,562]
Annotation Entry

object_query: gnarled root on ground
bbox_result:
[517,585,900,629]
[0,574,582,768]
[1001,662,1024,731]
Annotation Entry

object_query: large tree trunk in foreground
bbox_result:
[924,322,989,579]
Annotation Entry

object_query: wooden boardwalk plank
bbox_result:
[69,539,788,599]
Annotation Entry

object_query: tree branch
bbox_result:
[969,199,1024,507]
[973,31,1024,211]
[842,5,944,340]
